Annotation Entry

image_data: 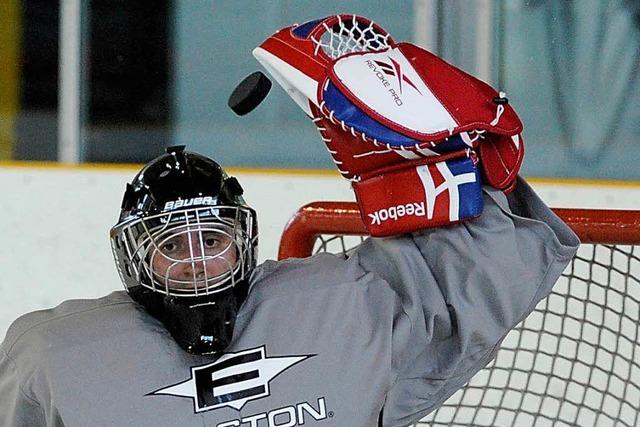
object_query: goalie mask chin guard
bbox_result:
[110,146,258,354]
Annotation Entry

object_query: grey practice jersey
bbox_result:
[0,180,579,427]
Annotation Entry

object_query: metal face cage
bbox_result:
[111,205,257,297]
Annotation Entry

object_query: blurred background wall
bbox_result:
[1,0,638,178]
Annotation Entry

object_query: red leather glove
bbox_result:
[254,15,524,236]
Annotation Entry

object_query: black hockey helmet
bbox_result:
[110,146,258,354]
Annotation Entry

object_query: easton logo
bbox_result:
[149,346,313,413]
[372,57,422,95]
[213,398,329,426]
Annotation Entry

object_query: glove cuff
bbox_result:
[353,153,484,236]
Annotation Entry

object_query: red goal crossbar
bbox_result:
[279,201,640,260]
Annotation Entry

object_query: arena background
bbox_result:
[1,0,639,378]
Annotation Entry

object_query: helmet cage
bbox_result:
[112,205,257,297]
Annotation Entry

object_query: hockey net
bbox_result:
[278,201,640,427]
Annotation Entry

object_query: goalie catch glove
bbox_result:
[254,15,524,236]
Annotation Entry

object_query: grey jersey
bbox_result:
[0,180,579,427]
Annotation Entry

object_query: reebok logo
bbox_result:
[368,202,425,225]
[372,58,422,95]
[365,57,422,106]
[149,346,313,413]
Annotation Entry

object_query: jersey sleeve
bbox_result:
[351,177,580,426]
[0,309,71,427]
[0,349,50,426]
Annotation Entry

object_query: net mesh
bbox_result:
[312,15,392,59]
[310,236,640,427]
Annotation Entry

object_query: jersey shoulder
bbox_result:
[246,252,375,305]
[1,291,139,358]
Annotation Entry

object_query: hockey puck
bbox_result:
[228,71,272,116]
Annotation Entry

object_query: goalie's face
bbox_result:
[146,223,239,294]
[110,147,258,355]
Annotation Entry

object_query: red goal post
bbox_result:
[279,201,640,259]
[278,201,640,427]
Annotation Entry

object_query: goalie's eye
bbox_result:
[203,234,220,249]
[201,231,235,255]
[160,238,181,254]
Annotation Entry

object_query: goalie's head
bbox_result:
[110,145,257,354]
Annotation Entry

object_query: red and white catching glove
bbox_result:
[254,15,524,236]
